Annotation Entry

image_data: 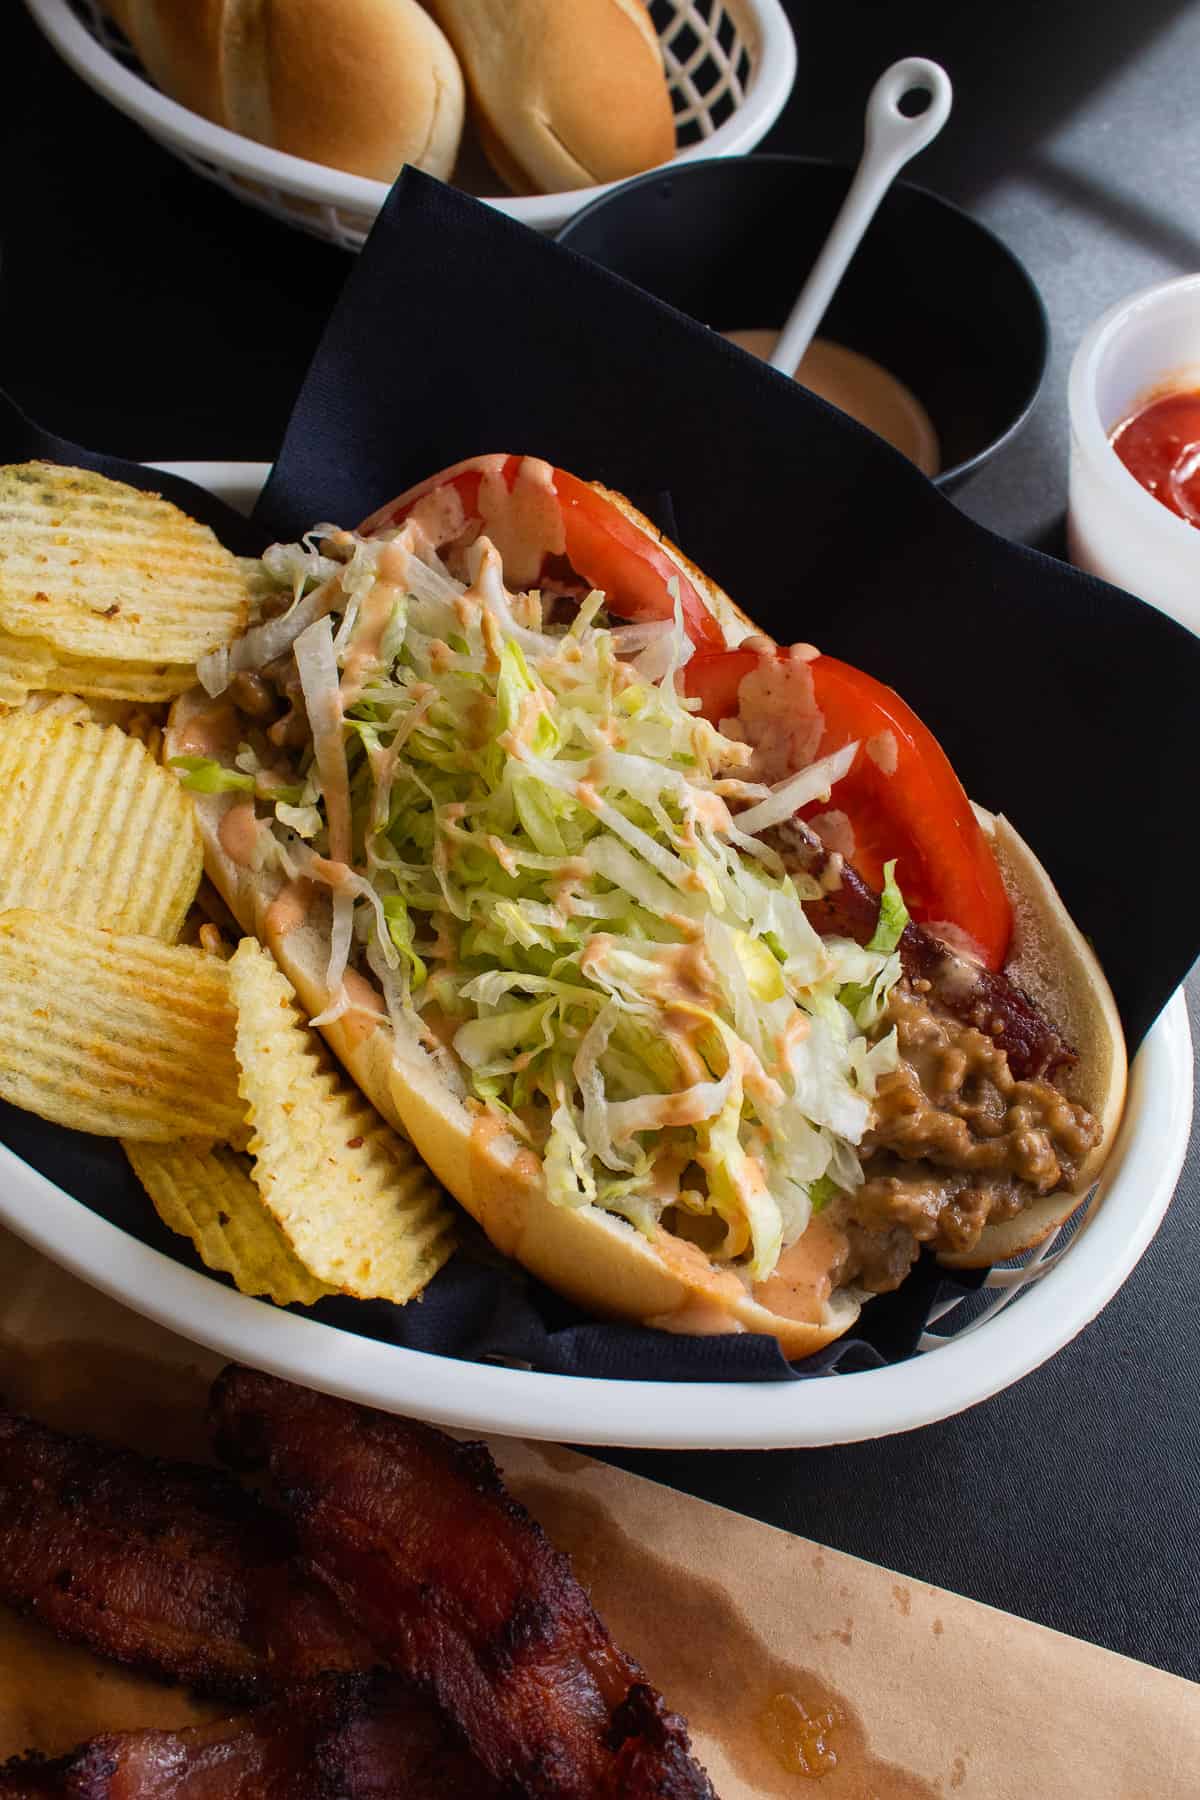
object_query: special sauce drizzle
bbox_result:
[1110,386,1200,526]
[723,329,941,476]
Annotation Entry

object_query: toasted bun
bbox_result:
[107,0,465,183]
[427,0,676,193]
[171,480,1127,1355]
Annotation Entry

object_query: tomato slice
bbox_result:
[359,455,522,539]
[683,647,760,725]
[361,456,724,651]
[551,469,724,650]
[686,648,1013,969]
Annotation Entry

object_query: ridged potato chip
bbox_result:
[0,627,196,704]
[18,692,164,757]
[125,1140,333,1307]
[0,910,242,1140]
[0,463,251,664]
[16,692,92,722]
[0,711,201,940]
[229,937,456,1302]
[0,630,51,707]
[32,693,166,749]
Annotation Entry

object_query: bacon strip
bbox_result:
[0,1677,495,1800]
[210,1367,715,1800]
[766,818,1075,1080]
[0,1411,370,1701]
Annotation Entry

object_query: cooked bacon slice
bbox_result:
[0,1756,62,1797]
[210,1368,715,1800]
[1,1392,709,1797]
[0,1677,497,1799]
[0,1410,370,1699]
[314,1678,507,1800]
[0,1705,316,1800]
[766,818,1075,1080]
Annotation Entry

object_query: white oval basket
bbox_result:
[0,458,1188,1450]
[25,0,798,247]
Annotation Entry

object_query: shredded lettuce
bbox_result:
[808,1174,840,1215]
[866,858,910,954]
[381,895,427,987]
[274,800,324,838]
[170,755,254,795]
[201,518,902,1288]
[839,859,910,1024]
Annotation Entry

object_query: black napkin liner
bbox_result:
[0,168,1194,1386]
[0,390,267,557]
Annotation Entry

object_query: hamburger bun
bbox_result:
[222,0,465,183]
[426,0,676,193]
[107,0,466,183]
[109,0,229,123]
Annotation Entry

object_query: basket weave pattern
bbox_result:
[67,0,770,250]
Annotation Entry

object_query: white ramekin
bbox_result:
[1068,273,1200,633]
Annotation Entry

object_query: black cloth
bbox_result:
[0,392,266,556]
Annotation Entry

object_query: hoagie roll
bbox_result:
[167,457,1126,1355]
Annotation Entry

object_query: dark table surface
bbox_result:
[4,0,1199,1686]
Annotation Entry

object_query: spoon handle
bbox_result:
[768,57,953,375]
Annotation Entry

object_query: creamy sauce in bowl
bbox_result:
[724,329,941,476]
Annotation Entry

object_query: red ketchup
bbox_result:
[1110,389,1200,526]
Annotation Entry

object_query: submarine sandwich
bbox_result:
[167,455,1126,1355]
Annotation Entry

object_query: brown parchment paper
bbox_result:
[0,1223,1195,1798]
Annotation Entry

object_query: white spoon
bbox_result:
[769,56,953,377]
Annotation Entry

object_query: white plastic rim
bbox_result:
[24,0,799,236]
[0,458,1189,1450]
[0,994,1188,1448]
[1067,272,1200,634]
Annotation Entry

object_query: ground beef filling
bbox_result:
[833,983,1101,1295]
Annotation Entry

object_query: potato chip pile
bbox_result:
[0,465,456,1309]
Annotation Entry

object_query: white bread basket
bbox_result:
[24,0,798,247]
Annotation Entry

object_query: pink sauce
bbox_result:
[406,481,469,548]
[308,856,355,891]
[807,808,857,860]
[477,456,565,590]
[339,581,397,707]
[265,879,314,943]
[218,799,261,868]
[339,969,385,1048]
[646,1298,747,1337]
[753,1214,849,1326]
[724,651,823,785]
[865,729,899,775]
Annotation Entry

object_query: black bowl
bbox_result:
[557,155,1048,490]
